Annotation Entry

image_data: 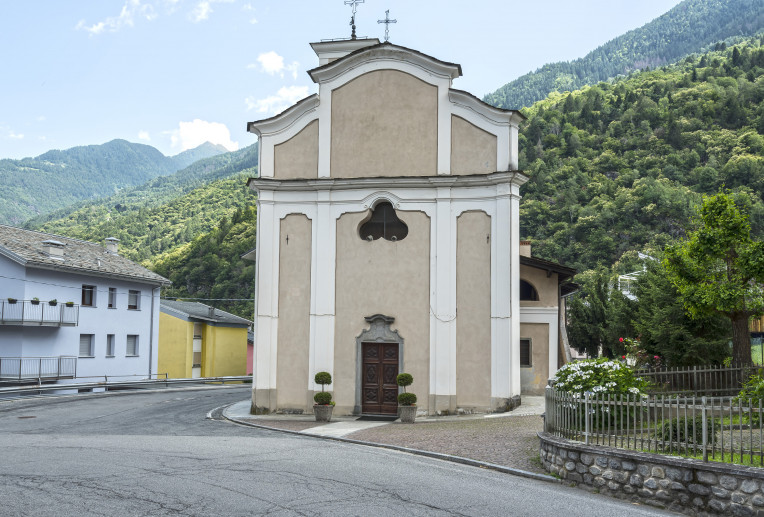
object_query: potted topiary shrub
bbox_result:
[397,372,417,423]
[48,299,58,306]
[313,371,334,422]
[31,297,40,305]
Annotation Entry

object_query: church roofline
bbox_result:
[247,94,319,136]
[307,42,462,84]
[247,171,529,191]
[448,88,526,124]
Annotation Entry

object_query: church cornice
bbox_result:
[307,42,462,84]
[448,89,526,126]
[247,171,529,192]
[247,94,319,137]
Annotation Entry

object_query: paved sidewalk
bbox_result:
[222,396,549,476]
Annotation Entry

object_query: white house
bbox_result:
[0,225,170,384]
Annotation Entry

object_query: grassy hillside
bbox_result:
[484,0,764,109]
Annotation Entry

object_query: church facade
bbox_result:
[247,38,539,416]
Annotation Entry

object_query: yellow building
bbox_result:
[158,300,251,379]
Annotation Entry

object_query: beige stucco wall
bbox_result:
[330,70,437,178]
[274,120,319,180]
[456,211,492,408]
[276,214,312,410]
[520,265,558,307]
[520,322,550,395]
[334,209,431,414]
[450,115,497,175]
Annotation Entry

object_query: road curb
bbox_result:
[221,407,560,484]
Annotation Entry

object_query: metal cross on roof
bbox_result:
[345,0,364,40]
[377,9,397,42]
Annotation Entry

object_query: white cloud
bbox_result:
[245,86,310,115]
[36,115,46,122]
[242,3,257,23]
[189,1,212,22]
[250,51,300,79]
[167,119,238,152]
[138,130,151,141]
[188,0,234,23]
[76,0,156,35]
[8,131,24,140]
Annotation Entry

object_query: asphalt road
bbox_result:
[0,387,674,516]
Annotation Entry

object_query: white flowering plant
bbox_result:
[552,358,651,398]
[552,358,651,429]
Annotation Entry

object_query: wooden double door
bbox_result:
[361,342,399,415]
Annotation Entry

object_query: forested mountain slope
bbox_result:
[519,37,764,273]
[151,206,257,319]
[0,139,227,225]
[484,0,764,109]
[32,144,258,263]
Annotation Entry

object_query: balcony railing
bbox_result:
[0,356,77,381]
[0,300,79,326]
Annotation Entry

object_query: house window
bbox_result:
[126,335,139,356]
[128,290,140,310]
[359,202,408,241]
[520,280,539,301]
[520,338,532,367]
[106,334,115,357]
[79,334,94,357]
[81,285,96,307]
[108,287,117,309]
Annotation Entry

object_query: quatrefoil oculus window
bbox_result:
[359,202,408,241]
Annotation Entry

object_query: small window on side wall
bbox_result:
[81,285,95,307]
[520,339,532,367]
[128,290,140,310]
[520,280,539,301]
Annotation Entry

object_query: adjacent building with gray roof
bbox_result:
[0,225,170,384]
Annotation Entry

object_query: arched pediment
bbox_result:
[308,42,462,85]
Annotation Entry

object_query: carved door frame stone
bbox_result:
[354,314,404,415]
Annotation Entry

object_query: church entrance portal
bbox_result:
[361,342,399,415]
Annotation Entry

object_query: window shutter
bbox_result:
[127,335,138,356]
[79,335,92,357]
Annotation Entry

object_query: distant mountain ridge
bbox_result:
[31,144,258,263]
[484,0,764,109]
[0,139,228,225]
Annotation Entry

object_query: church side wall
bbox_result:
[455,211,492,409]
[520,322,550,395]
[274,119,319,180]
[276,214,313,410]
[334,209,431,415]
[450,115,497,175]
[520,265,558,307]
[330,70,437,178]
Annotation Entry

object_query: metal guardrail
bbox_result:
[0,300,79,326]
[0,375,253,396]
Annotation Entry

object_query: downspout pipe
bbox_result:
[149,286,158,378]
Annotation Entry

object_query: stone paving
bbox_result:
[224,397,547,476]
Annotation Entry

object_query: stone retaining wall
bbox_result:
[539,432,764,516]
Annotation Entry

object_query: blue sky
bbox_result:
[0,0,682,160]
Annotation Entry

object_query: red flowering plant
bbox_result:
[621,337,662,369]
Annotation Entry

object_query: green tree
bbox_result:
[632,258,730,366]
[664,192,764,365]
